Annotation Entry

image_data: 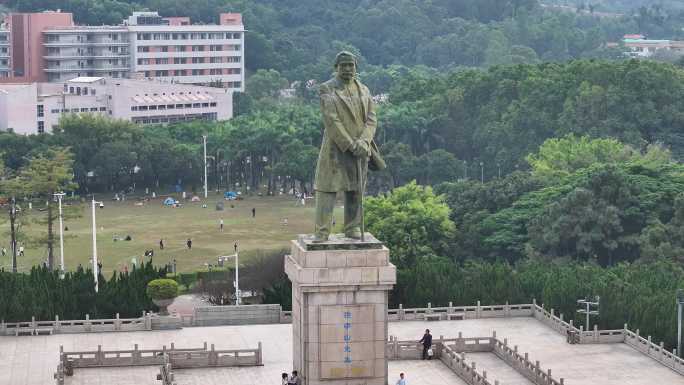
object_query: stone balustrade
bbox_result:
[386,333,564,385]
[2,312,152,336]
[54,342,263,385]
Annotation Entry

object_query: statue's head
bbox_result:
[334,51,357,82]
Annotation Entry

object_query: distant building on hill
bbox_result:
[607,34,684,58]
[0,76,233,135]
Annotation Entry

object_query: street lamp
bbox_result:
[677,289,684,356]
[91,197,104,292]
[577,296,600,329]
[202,135,208,199]
[54,192,66,277]
[218,241,241,305]
[479,161,484,183]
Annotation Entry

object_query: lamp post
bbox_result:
[479,161,484,183]
[677,289,684,356]
[202,135,208,199]
[577,296,600,329]
[54,192,66,277]
[234,241,240,305]
[91,197,104,292]
[497,163,501,179]
[463,160,468,180]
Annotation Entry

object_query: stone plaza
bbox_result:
[2,315,683,385]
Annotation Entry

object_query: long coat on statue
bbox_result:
[314,77,377,192]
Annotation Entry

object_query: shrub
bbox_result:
[146,279,179,300]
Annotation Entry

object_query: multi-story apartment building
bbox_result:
[0,28,9,78]
[128,12,244,89]
[1,11,244,92]
[43,27,130,82]
[0,76,234,134]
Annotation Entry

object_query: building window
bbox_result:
[167,104,175,109]
[210,102,217,107]
[99,107,106,111]
[51,109,60,114]
[193,103,201,108]
[176,45,187,52]
[90,107,98,112]
[81,108,88,112]
[202,102,209,107]
[37,105,44,118]
[131,106,138,111]
[37,121,45,134]
[191,57,203,64]
[161,46,169,52]
[137,46,150,53]
[155,58,169,65]
[192,45,205,52]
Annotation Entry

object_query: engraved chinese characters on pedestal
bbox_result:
[319,305,376,379]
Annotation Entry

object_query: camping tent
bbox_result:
[163,197,176,206]
[224,191,237,200]
[191,196,201,202]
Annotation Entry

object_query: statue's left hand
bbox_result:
[351,139,370,158]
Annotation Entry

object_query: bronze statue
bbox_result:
[313,51,385,242]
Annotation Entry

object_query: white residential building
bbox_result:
[0,77,233,135]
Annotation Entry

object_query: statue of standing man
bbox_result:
[313,51,385,242]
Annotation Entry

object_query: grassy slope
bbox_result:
[7,195,344,274]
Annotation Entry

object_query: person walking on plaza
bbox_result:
[219,218,224,232]
[396,373,407,385]
[251,207,256,218]
[18,244,24,256]
[281,373,289,385]
[159,238,164,250]
[419,329,432,360]
[186,238,192,250]
[1,246,5,257]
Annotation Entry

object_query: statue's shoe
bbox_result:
[311,233,329,243]
[345,229,362,239]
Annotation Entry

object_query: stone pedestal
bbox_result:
[285,234,396,385]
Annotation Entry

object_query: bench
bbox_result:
[448,313,465,321]
[34,328,54,335]
[425,314,441,321]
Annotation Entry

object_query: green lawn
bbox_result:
[5,195,343,274]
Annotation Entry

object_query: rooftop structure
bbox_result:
[0,77,233,134]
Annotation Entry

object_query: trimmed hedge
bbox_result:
[146,279,179,300]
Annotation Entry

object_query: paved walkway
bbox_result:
[1,317,682,385]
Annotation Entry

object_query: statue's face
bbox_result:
[336,60,356,82]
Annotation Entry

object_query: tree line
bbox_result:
[0,261,166,322]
